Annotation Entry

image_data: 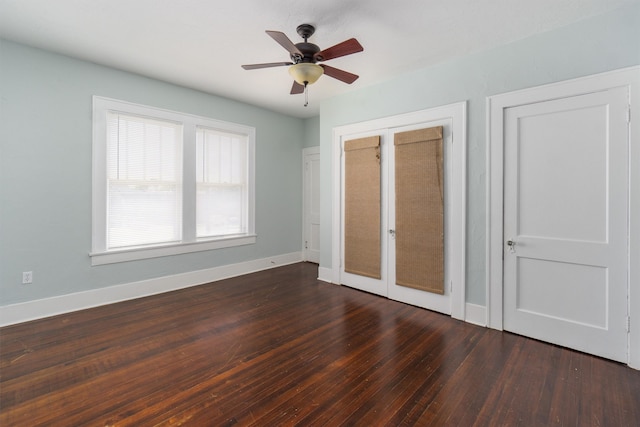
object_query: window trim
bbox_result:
[91,96,256,266]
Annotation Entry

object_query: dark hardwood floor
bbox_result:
[1,262,639,426]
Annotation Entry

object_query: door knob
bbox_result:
[507,239,516,253]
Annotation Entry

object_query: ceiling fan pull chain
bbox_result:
[304,82,309,107]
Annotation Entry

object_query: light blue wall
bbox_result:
[319,4,640,305]
[0,39,305,305]
[302,116,320,148]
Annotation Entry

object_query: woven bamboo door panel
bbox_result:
[344,136,381,279]
[394,126,444,294]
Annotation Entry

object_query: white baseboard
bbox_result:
[0,252,302,327]
[317,266,334,284]
[317,268,487,328]
[465,302,487,326]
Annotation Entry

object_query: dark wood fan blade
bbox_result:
[320,64,359,84]
[315,38,363,61]
[266,30,303,58]
[290,81,304,95]
[242,62,293,70]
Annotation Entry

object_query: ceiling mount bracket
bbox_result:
[296,24,315,42]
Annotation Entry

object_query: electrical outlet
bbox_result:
[22,271,33,284]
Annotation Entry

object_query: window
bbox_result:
[196,127,248,238]
[92,97,255,265]
[107,112,183,249]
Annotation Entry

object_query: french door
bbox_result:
[338,120,452,314]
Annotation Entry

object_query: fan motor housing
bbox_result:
[292,42,321,64]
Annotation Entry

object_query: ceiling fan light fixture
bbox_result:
[288,63,323,85]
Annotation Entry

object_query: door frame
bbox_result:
[486,66,640,368]
[331,102,467,320]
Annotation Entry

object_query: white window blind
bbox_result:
[106,112,183,249]
[92,96,256,265]
[196,127,247,238]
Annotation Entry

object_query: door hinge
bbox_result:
[449,281,453,293]
[305,241,308,249]
[627,316,631,333]
[627,106,631,123]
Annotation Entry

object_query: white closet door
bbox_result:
[338,122,452,315]
[339,131,389,297]
[387,121,452,314]
[503,87,629,362]
[333,103,466,320]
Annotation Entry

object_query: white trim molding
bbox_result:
[90,234,257,266]
[487,66,640,369]
[0,252,302,327]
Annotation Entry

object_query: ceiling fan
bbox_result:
[241,24,363,106]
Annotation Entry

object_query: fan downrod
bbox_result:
[296,24,315,41]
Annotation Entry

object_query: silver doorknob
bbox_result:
[506,240,515,247]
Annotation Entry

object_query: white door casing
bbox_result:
[303,147,320,263]
[488,66,639,367]
[332,103,467,320]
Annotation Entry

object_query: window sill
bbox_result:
[90,234,257,266]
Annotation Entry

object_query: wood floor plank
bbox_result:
[1,262,639,426]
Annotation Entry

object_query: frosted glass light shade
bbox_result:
[288,63,324,85]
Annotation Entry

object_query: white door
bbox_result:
[387,121,452,314]
[303,147,320,263]
[339,131,389,297]
[503,87,629,362]
[338,122,452,314]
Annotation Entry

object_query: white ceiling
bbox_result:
[0,0,635,118]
